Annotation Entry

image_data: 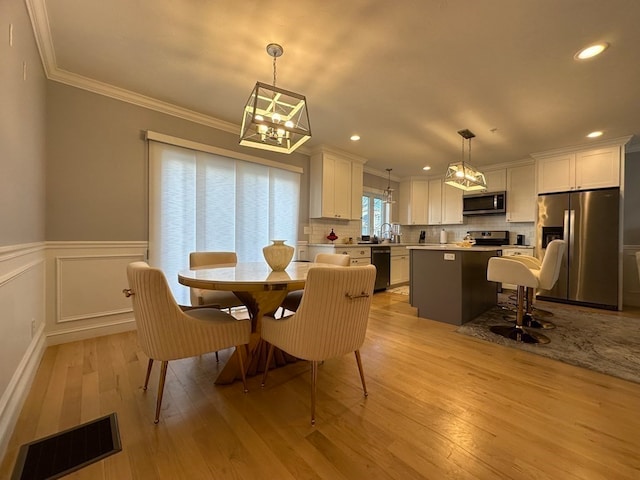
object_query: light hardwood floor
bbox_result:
[2,292,639,479]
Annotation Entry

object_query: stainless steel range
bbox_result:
[467,230,509,246]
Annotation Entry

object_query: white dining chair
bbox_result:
[261,264,376,425]
[189,251,245,311]
[124,261,251,423]
[278,253,351,317]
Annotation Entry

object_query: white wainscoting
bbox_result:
[623,245,640,307]
[46,242,147,345]
[0,243,47,460]
[0,241,148,458]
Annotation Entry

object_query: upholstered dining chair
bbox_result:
[278,253,351,317]
[189,251,244,311]
[124,261,251,423]
[487,240,566,344]
[261,264,376,425]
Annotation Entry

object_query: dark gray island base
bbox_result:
[408,246,501,325]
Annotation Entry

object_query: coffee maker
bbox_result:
[419,230,426,243]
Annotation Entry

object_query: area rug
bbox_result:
[12,413,122,480]
[387,285,409,295]
[456,299,640,384]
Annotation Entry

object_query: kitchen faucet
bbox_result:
[379,223,392,241]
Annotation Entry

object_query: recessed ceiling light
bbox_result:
[587,131,603,138]
[422,166,431,171]
[350,134,360,141]
[575,43,609,60]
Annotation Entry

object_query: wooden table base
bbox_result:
[214,333,298,384]
[214,288,299,385]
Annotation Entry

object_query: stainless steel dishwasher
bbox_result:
[371,245,391,292]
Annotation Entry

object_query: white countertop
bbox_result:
[407,244,503,252]
[308,242,421,247]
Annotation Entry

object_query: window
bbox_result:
[361,192,387,237]
[148,139,300,303]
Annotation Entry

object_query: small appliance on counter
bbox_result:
[516,234,525,245]
[390,223,402,243]
[419,230,426,243]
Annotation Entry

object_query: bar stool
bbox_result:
[501,254,556,329]
[486,240,566,344]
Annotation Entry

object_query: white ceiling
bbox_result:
[29,0,640,178]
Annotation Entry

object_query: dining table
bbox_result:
[178,261,317,384]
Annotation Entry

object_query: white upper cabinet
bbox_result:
[428,179,442,225]
[442,183,463,224]
[536,145,622,194]
[428,179,463,225]
[310,148,366,220]
[485,168,507,192]
[399,179,429,225]
[536,152,574,193]
[464,168,506,195]
[574,147,620,190]
[351,161,364,220]
[506,163,536,223]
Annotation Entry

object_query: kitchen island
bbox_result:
[408,245,501,325]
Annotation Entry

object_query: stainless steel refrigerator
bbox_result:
[536,187,620,310]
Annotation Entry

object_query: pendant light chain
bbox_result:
[273,55,277,88]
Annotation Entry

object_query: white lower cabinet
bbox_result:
[390,246,410,285]
[308,245,371,265]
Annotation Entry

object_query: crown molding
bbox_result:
[49,69,240,134]
[25,0,303,143]
[311,145,369,164]
[363,166,401,181]
[531,135,634,159]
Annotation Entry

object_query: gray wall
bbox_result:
[46,82,310,241]
[0,0,47,247]
[624,151,640,244]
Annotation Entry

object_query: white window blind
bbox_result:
[149,140,300,303]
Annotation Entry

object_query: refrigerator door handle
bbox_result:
[563,210,570,242]
[568,209,575,264]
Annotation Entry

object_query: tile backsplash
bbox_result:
[306,216,534,246]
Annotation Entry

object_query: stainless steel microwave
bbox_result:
[462,191,506,215]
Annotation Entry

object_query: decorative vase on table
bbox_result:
[263,240,294,271]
